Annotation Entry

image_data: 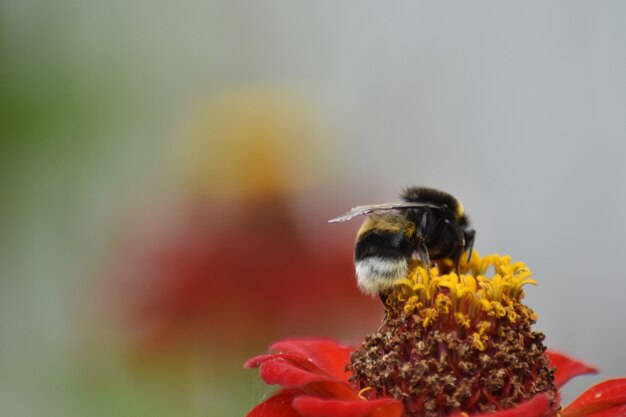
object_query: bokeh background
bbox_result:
[2,2,626,416]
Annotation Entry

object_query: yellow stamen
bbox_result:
[472,333,486,351]
[358,386,373,400]
[422,307,439,328]
[393,252,537,325]
[455,312,470,329]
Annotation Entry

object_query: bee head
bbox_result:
[401,186,464,219]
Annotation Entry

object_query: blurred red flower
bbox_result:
[101,90,383,357]
[106,197,381,355]
[245,339,626,417]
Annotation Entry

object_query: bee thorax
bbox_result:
[355,257,408,296]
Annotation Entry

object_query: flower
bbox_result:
[246,340,626,417]
[107,197,378,355]
[245,254,626,417]
[102,89,382,357]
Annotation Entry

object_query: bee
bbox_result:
[329,186,475,296]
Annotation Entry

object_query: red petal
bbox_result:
[247,390,302,417]
[245,353,320,371]
[293,396,404,417]
[246,350,356,398]
[577,404,626,417]
[448,394,551,417]
[561,379,626,417]
[546,351,598,388]
[271,339,353,382]
[259,357,335,388]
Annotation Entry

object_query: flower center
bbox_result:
[349,254,558,417]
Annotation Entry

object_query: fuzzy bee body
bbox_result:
[330,187,475,296]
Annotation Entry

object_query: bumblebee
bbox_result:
[329,186,475,296]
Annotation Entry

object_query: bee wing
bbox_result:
[328,202,441,223]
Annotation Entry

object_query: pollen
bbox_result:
[471,332,486,351]
[349,253,558,417]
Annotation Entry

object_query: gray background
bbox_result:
[2,1,625,415]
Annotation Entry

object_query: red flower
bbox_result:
[245,339,626,417]
[105,198,381,355]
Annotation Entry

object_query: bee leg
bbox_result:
[377,290,392,330]
[452,228,466,274]
[453,247,463,275]
[415,242,433,279]
[378,290,390,306]
[416,242,430,268]
[465,229,476,262]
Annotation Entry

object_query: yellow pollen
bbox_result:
[403,296,421,314]
[422,307,439,328]
[455,312,470,329]
[477,321,491,335]
[472,333,486,351]
[506,299,518,322]
[435,293,451,314]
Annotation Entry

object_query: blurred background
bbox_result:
[2,2,626,416]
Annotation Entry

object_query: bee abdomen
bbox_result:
[354,226,414,296]
[355,256,409,296]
